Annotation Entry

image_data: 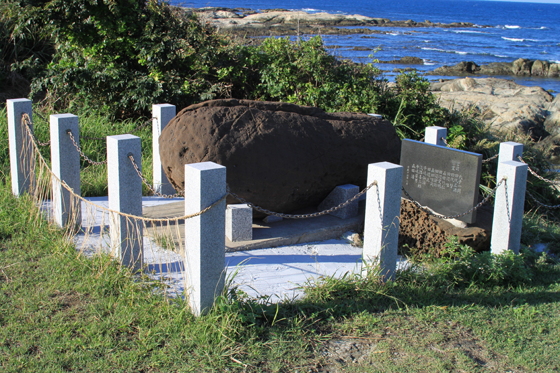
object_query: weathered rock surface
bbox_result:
[399,199,493,256]
[430,58,560,78]
[185,7,482,36]
[378,56,424,65]
[159,99,401,215]
[431,77,554,138]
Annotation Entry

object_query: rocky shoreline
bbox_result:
[430,77,560,159]
[185,7,484,37]
[429,59,560,79]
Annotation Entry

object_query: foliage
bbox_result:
[0,0,55,98]
[29,0,240,117]
[403,236,540,288]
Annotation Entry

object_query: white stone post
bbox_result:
[7,98,34,196]
[424,126,447,146]
[225,204,253,242]
[490,160,528,255]
[184,162,226,316]
[50,114,81,228]
[107,135,143,271]
[152,104,176,195]
[498,141,523,163]
[362,162,403,281]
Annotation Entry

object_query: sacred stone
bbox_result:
[159,99,401,215]
[400,139,482,224]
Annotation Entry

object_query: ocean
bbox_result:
[172,0,560,94]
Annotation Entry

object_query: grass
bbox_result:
[0,106,154,197]
[0,180,559,371]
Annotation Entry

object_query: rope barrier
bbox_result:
[21,113,51,146]
[22,120,224,223]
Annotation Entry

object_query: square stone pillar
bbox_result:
[424,126,447,146]
[50,114,81,228]
[226,204,253,242]
[152,104,176,195]
[491,160,528,255]
[362,162,403,281]
[107,135,143,271]
[7,98,34,196]
[498,141,523,163]
[184,162,226,316]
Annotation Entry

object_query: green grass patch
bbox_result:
[0,181,559,371]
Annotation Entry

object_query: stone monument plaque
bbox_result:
[400,139,482,224]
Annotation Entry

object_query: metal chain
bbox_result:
[441,137,450,147]
[504,178,511,223]
[401,177,506,220]
[525,189,560,209]
[517,156,560,186]
[128,154,183,199]
[67,130,108,166]
[228,181,378,219]
[375,182,383,222]
[482,153,499,164]
[21,113,51,146]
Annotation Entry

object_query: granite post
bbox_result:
[498,141,523,163]
[184,162,226,316]
[424,126,447,146]
[107,135,143,271]
[362,162,403,281]
[152,104,176,195]
[7,98,34,196]
[490,160,528,255]
[50,114,81,228]
[225,204,253,242]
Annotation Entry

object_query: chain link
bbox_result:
[482,153,499,164]
[228,181,378,219]
[21,113,51,146]
[525,189,560,209]
[504,178,511,223]
[128,154,183,199]
[517,156,560,186]
[401,177,506,220]
[67,130,108,166]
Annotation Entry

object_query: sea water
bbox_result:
[173,0,560,94]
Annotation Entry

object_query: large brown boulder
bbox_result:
[159,99,401,215]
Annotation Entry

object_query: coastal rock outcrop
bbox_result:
[189,8,481,36]
[430,58,560,78]
[431,77,555,138]
[378,56,424,65]
[159,99,401,215]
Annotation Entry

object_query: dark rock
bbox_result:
[478,62,514,75]
[430,61,480,75]
[378,56,424,65]
[531,60,550,76]
[159,99,401,215]
[511,58,533,76]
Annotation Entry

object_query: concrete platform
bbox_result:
[142,202,365,252]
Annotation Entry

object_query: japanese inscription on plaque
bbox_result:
[400,139,482,224]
